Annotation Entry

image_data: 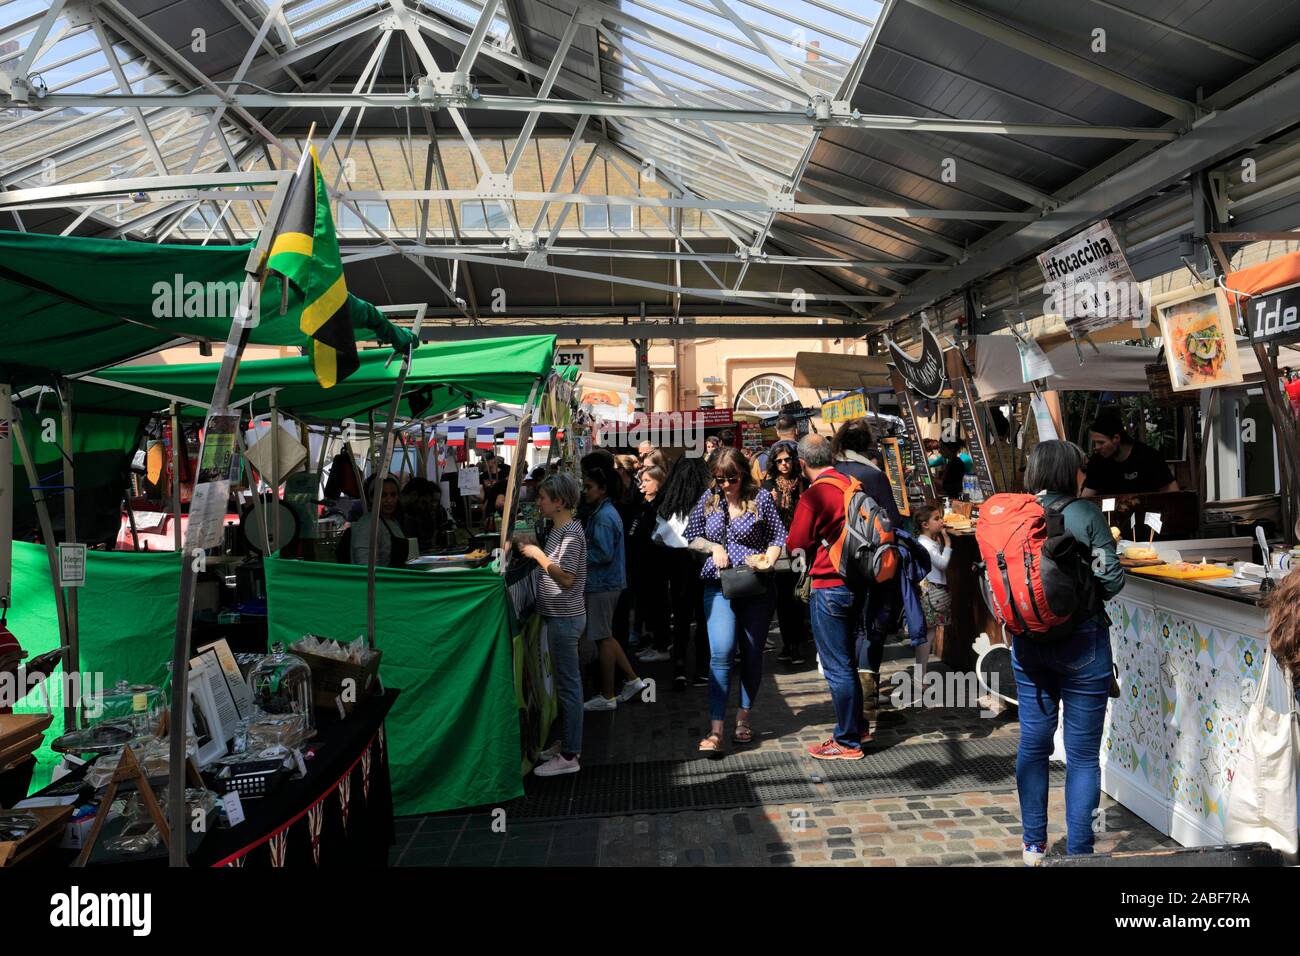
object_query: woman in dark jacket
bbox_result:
[761,439,810,664]
[628,464,672,662]
[656,455,713,690]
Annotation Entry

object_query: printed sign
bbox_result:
[197,413,241,484]
[886,325,946,399]
[185,480,230,551]
[58,543,86,588]
[821,392,868,424]
[554,347,592,369]
[1017,337,1055,383]
[1238,281,1300,346]
[889,369,936,500]
[1037,219,1141,335]
[1145,512,1163,534]
[1156,288,1243,393]
[457,468,482,497]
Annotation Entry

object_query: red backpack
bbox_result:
[973,493,1096,641]
[814,471,898,591]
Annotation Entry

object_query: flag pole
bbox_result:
[162,145,303,866]
[365,310,424,648]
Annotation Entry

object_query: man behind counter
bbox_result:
[1081,408,1178,496]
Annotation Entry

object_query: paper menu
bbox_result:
[196,638,254,720]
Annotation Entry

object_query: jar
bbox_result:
[82,679,164,734]
[248,643,314,734]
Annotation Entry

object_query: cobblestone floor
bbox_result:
[394,638,1178,866]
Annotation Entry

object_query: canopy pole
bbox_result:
[500,376,544,571]
[9,401,74,733]
[165,166,294,867]
[168,404,183,553]
[269,392,281,553]
[0,386,10,626]
[59,379,80,730]
[366,351,416,650]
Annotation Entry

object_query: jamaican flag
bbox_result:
[266,146,357,388]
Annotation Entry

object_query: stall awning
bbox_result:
[972,335,1157,399]
[793,351,892,390]
[0,230,403,385]
[73,335,558,421]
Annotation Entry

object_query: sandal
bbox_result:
[732,718,754,744]
[698,732,724,755]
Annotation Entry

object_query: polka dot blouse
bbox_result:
[683,488,787,582]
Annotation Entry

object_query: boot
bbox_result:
[858,670,878,741]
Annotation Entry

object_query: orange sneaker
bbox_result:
[808,738,864,760]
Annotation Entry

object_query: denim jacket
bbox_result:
[583,498,626,593]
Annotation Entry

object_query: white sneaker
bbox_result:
[584,694,618,711]
[533,754,580,777]
[619,677,650,702]
[637,649,671,663]
[538,741,562,761]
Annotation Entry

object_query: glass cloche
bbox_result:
[249,642,314,733]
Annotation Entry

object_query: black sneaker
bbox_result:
[691,675,709,687]
[673,675,687,692]
[791,652,807,665]
[777,650,793,663]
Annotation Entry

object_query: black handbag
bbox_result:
[715,503,770,601]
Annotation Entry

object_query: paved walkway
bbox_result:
[393,637,1177,866]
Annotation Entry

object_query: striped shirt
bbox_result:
[535,519,587,617]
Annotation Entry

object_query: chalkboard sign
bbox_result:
[890,370,936,500]
[887,325,947,399]
[879,438,910,517]
[954,376,996,498]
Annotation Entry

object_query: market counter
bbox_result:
[936,530,1001,670]
[31,689,398,868]
[1101,570,1290,848]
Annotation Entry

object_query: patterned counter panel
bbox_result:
[1102,576,1267,847]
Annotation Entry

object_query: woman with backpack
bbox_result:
[1010,440,1125,864]
[685,447,786,754]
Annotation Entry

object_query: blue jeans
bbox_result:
[703,581,774,723]
[1012,618,1113,854]
[544,614,587,755]
[810,586,862,749]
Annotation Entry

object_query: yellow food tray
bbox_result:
[1129,563,1234,580]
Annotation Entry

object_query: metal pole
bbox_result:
[366,357,416,649]
[168,404,183,552]
[59,379,80,729]
[9,403,74,732]
[164,168,293,866]
[0,385,10,621]
[269,392,281,553]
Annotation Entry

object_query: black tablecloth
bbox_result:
[34,689,397,868]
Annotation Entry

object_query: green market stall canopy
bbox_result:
[0,230,407,386]
[73,334,560,421]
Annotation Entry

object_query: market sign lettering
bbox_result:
[886,325,946,400]
[1036,219,1142,334]
[821,393,868,423]
[1243,282,1300,345]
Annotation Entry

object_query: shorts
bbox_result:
[585,589,624,641]
[921,582,951,629]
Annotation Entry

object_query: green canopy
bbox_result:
[0,230,407,386]
[74,334,559,421]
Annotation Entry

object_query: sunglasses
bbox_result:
[713,474,741,486]
[774,457,794,465]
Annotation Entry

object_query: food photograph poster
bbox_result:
[1154,286,1243,392]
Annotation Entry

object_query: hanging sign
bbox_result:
[886,325,947,399]
[1029,393,1059,441]
[889,369,936,500]
[879,438,910,517]
[58,544,86,588]
[821,392,869,424]
[953,377,996,498]
[1236,282,1300,346]
[1036,219,1142,335]
[1017,337,1055,383]
[554,347,592,370]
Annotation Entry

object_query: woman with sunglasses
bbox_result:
[684,447,786,754]
[762,439,810,665]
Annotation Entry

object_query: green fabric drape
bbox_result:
[263,558,523,815]
[0,231,406,385]
[74,334,558,421]
[8,542,179,792]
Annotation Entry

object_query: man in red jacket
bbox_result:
[786,434,867,760]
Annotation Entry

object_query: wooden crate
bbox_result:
[293,647,382,715]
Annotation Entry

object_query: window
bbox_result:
[181,204,220,232]
[337,200,390,231]
[459,200,510,230]
[734,374,798,416]
[580,204,632,231]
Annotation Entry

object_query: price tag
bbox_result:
[1144,512,1163,534]
[221,790,245,827]
[336,695,347,719]
[1102,498,1116,514]
[293,749,308,778]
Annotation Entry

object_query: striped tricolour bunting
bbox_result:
[445,426,466,447]
[531,424,552,448]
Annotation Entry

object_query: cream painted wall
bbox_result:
[579,335,864,414]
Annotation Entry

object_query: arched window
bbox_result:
[733,374,797,416]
